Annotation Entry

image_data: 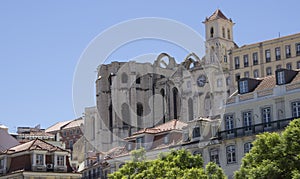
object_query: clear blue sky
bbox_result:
[0,0,299,132]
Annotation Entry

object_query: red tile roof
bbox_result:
[205,9,229,22]
[3,138,67,154]
[45,120,72,133]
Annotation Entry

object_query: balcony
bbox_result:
[218,117,295,140]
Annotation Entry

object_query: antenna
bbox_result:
[278,32,281,38]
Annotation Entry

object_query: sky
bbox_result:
[0,0,299,133]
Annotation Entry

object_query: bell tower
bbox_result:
[203,9,235,69]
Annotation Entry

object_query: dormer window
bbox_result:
[277,71,285,85]
[0,158,4,169]
[136,137,144,149]
[239,80,248,94]
[36,154,44,166]
[57,155,65,166]
[192,127,200,138]
[164,135,169,144]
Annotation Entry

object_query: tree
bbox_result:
[235,118,300,179]
[109,148,226,179]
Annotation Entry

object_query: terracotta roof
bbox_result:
[254,76,275,91]
[62,118,83,129]
[0,129,19,152]
[45,120,72,133]
[205,9,229,22]
[290,71,300,84]
[4,138,67,154]
[132,119,187,136]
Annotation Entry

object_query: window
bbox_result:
[136,76,141,84]
[192,127,200,138]
[69,140,73,150]
[244,71,250,78]
[276,65,282,70]
[286,45,291,58]
[262,107,272,127]
[243,111,252,131]
[188,98,194,121]
[253,52,258,65]
[224,55,227,63]
[36,154,44,165]
[226,145,236,164]
[0,159,4,169]
[222,27,225,38]
[121,73,128,83]
[277,71,285,85]
[265,49,271,62]
[137,103,143,129]
[253,69,259,78]
[239,80,248,94]
[70,130,73,135]
[63,131,66,137]
[225,115,234,134]
[235,74,240,81]
[57,155,64,166]
[244,55,249,67]
[136,137,144,149]
[210,149,219,164]
[164,135,169,144]
[244,142,253,153]
[292,101,300,118]
[172,88,178,119]
[234,57,240,69]
[127,143,132,150]
[210,27,214,38]
[286,63,292,70]
[275,47,281,60]
[297,61,300,69]
[77,129,80,134]
[296,43,300,56]
[227,29,231,39]
[266,67,272,76]
[226,77,231,86]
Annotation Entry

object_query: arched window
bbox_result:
[210,27,214,38]
[188,98,194,121]
[222,27,225,38]
[172,88,178,119]
[227,29,231,39]
[160,89,166,123]
[121,73,128,83]
[122,103,130,127]
[136,103,143,129]
[136,75,141,84]
[109,105,113,130]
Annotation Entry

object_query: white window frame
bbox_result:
[275,47,281,60]
[277,71,285,85]
[266,67,272,76]
[243,111,252,131]
[262,107,272,127]
[36,154,44,166]
[292,101,300,118]
[244,142,253,153]
[244,54,249,67]
[234,57,240,69]
[210,149,219,164]
[286,45,291,58]
[57,155,65,166]
[239,80,248,94]
[226,145,236,164]
[225,115,234,134]
[265,49,271,62]
[253,52,258,65]
[253,69,259,78]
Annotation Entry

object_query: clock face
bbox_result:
[197,75,207,87]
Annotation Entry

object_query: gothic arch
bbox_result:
[188,98,194,121]
[155,53,176,69]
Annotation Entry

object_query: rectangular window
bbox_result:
[243,111,252,131]
[296,43,300,56]
[265,49,271,62]
[0,159,4,169]
[239,80,248,94]
[164,135,169,144]
[292,101,300,118]
[262,107,272,127]
[275,47,281,60]
[224,55,227,63]
[192,127,200,138]
[244,142,253,153]
[210,149,219,164]
[253,69,259,78]
[57,155,64,166]
[253,52,258,65]
[36,154,44,165]
[286,63,292,70]
[225,115,234,134]
[136,137,144,149]
[244,71,250,78]
[69,140,73,149]
[286,45,291,58]
[226,145,236,164]
[235,57,240,69]
[277,71,285,85]
[243,54,249,67]
[297,61,300,69]
[266,67,272,76]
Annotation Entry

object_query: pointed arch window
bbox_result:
[210,27,214,38]
[160,89,166,123]
[227,29,231,39]
[222,27,225,38]
[172,88,178,119]
[188,98,194,121]
[137,103,143,129]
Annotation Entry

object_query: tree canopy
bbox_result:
[235,118,300,179]
[109,148,226,179]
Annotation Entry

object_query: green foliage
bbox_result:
[109,149,226,179]
[235,118,300,179]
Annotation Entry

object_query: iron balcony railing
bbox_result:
[218,117,296,140]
